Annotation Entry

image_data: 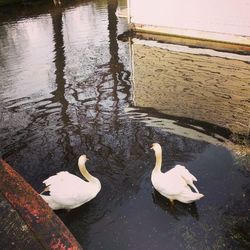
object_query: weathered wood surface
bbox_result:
[0,159,82,250]
[0,193,43,250]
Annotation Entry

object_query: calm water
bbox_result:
[0,1,249,249]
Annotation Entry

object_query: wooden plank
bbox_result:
[0,159,82,250]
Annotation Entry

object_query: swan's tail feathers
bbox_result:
[179,187,204,203]
[186,192,204,203]
[40,194,52,204]
[40,186,50,195]
[189,183,199,193]
[40,194,60,210]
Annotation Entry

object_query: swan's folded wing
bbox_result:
[43,172,92,206]
[43,171,73,186]
[174,165,197,182]
[155,172,188,196]
[172,165,199,192]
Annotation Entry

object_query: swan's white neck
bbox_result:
[78,160,99,184]
[153,147,162,173]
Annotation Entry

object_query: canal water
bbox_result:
[0,0,249,249]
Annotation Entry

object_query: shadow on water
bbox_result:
[152,190,199,221]
[0,0,249,249]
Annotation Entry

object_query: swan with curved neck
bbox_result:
[152,143,163,173]
[151,143,204,204]
[78,155,99,183]
[40,155,101,211]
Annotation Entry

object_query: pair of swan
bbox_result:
[40,143,203,210]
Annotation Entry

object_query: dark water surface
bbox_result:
[0,1,249,249]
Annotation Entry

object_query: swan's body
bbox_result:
[40,155,101,210]
[151,143,204,204]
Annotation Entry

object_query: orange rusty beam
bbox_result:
[0,159,82,250]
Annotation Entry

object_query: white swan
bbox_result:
[40,155,101,210]
[151,143,204,204]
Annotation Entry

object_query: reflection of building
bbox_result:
[127,0,250,52]
[129,39,250,138]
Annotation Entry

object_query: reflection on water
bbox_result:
[152,190,199,221]
[131,39,250,138]
[125,107,230,145]
[0,1,249,249]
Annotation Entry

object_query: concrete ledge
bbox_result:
[131,24,250,54]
